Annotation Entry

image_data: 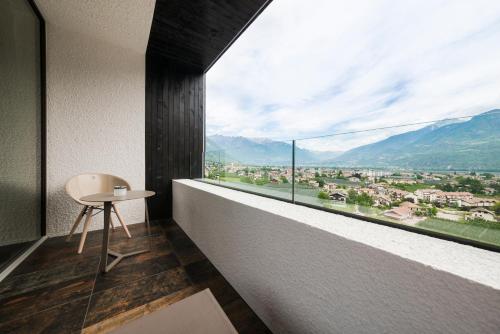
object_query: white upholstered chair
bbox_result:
[65,173,132,253]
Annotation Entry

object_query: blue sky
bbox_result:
[207,0,500,151]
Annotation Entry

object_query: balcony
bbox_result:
[1,0,500,333]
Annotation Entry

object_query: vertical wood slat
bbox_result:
[146,55,205,220]
[185,77,190,176]
[145,58,151,193]
[189,76,194,177]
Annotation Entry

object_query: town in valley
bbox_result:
[205,162,500,227]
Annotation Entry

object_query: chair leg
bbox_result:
[67,206,87,241]
[110,215,115,230]
[113,204,131,238]
[78,207,94,254]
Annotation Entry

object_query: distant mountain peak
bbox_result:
[207,109,499,170]
[428,118,466,130]
[477,109,500,116]
[329,109,500,170]
[250,137,275,144]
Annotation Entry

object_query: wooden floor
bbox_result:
[0,220,271,334]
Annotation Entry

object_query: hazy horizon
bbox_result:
[208,113,477,153]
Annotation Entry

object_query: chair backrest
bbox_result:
[65,173,131,205]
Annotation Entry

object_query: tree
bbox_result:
[458,177,484,194]
[391,200,402,207]
[315,172,320,178]
[240,176,253,184]
[357,192,374,207]
[280,176,289,184]
[315,177,325,188]
[482,173,494,179]
[494,202,500,215]
[347,189,357,204]
[492,182,500,194]
[255,178,269,186]
[431,206,438,216]
[317,191,330,200]
[426,206,437,217]
[438,183,454,192]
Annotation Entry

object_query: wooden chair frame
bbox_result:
[65,173,132,254]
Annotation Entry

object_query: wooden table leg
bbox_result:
[100,201,112,273]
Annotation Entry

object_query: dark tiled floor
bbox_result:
[0,241,35,272]
[0,220,271,334]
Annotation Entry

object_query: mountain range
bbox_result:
[206,109,500,170]
[206,135,342,165]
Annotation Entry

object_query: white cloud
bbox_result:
[206,0,500,151]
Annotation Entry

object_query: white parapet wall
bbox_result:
[173,179,500,334]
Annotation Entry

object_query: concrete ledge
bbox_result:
[173,179,500,334]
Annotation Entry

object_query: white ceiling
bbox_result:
[35,0,156,54]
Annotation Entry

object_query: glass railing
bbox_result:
[200,113,500,250]
[204,140,294,201]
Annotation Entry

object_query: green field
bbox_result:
[211,178,384,217]
[417,218,500,246]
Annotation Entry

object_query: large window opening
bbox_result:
[200,0,500,250]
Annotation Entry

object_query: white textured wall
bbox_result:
[37,0,156,236]
[44,26,144,235]
[173,180,500,334]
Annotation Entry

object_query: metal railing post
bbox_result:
[218,151,221,183]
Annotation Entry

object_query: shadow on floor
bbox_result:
[0,240,36,273]
[0,220,271,334]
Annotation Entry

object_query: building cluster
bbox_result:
[413,189,496,208]
[205,163,499,223]
[323,178,497,222]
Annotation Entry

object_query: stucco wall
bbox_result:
[44,24,147,236]
[173,179,500,334]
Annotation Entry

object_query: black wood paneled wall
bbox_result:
[146,55,205,220]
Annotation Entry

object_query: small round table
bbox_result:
[80,190,155,273]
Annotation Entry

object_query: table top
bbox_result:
[81,190,155,202]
